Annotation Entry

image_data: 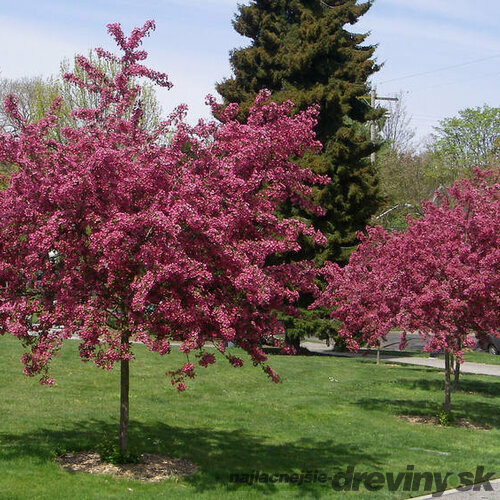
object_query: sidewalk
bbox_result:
[301,342,500,377]
[411,477,500,499]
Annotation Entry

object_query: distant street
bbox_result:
[380,331,425,351]
[306,331,425,352]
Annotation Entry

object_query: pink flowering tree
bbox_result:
[315,170,500,413]
[0,21,327,454]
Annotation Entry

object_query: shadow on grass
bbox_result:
[262,346,319,356]
[356,397,500,428]
[0,419,386,495]
[378,350,422,358]
[394,377,500,398]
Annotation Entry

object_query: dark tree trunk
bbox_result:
[453,356,461,392]
[284,332,301,351]
[444,351,451,413]
[119,331,130,454]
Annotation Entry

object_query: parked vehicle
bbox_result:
[476,334,500,355]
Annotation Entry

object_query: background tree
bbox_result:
[379,90,415,154]
[430,105,499,182]
[373,90,425,230]
[373,150,432,230]
[0,76,60,185]
[217,0,383,344]
[0,53,162,135]
[0,76,58,132]
[0,21,325,456]
[373,100,500,231]
[316,170,500,413]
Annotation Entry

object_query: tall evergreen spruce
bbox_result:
[217,0,383,345]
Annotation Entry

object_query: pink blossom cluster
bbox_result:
[0,21,327,387]
[315,169,500,360]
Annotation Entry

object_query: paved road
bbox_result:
[307,332,426,351]
[301,342,500,377]
[380,331,425,351]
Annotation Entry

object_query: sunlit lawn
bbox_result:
[1,335,500,499]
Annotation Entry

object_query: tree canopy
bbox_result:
[374,102,500,231]
[316,169,500,411]
[431,104,499,180]
[0,20,325,453]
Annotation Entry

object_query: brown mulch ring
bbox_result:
[398,415,490,430]
[56,451,198,482]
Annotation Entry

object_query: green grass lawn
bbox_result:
[1,335,500,499]
[453,350,500,365]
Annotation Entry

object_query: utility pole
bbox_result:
[366,88,398,167]
[370,89,377,167]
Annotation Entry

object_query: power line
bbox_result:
[378,54,500,85]
[410,70,500,93]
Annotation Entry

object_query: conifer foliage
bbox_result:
[217,1,383,343]
[217,0,382,263]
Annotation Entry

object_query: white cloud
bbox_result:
[360,15,500,55]
[0,16,87,78]
[380,0,499,29]
[165,0,237,5]
[0,12,232,125]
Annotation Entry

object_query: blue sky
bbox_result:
[0,0,498,143]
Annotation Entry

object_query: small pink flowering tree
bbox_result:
[0,21,326,453]
[316,170,500,412]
